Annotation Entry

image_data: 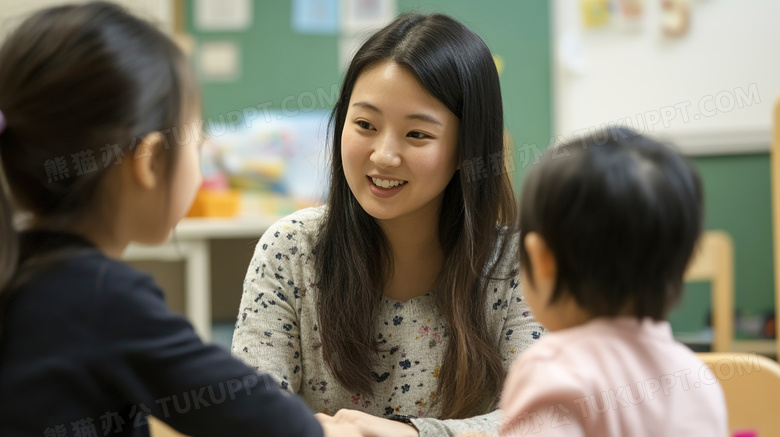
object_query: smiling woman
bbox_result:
[232,13,544,437]
[342,61,460,224]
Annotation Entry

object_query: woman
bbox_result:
[232,13,543,437]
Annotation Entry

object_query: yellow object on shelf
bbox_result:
[186,189,241,218]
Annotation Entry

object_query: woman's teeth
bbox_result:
[371,177,407,188]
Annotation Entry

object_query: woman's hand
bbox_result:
[316,410,419,437]
[316,412,362,437]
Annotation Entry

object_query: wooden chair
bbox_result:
[771,94,780,360]
[697,352,780,436]
[685,231,735,353]
[149,417,187,437]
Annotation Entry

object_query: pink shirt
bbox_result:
[500,317,728,436]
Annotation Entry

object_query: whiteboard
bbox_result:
[552,0,780,155]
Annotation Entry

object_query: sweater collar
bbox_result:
[18,230,97,265]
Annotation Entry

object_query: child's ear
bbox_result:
[524,232,557,283]
[129,132,165,190]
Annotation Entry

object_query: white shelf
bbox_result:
[677,333,776,357]
[122,214,282,341]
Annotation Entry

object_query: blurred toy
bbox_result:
[199,110,330,215]
[187,189,241,218]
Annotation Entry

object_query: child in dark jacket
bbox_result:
[0,3,358,437]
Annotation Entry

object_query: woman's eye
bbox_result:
[408,131,429,139]
[357,120,374,130]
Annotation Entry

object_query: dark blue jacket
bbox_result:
[0,231,322,437]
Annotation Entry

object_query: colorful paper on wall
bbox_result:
[614,0,645,32]
[195,0,252,31]
[197,40,241,82]
[198,40,241,82]
[580,0,610,28]
[292,0,339,34]
[340,0,396,34]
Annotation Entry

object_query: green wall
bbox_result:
[185,1,775,335]
[670,154,774,333]
[185,1,340,119]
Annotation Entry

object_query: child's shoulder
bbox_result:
[513,319,622,364]
[7,251,164,339]
[71,252,162,305]
[515,329,576,363]
[20,249,154,295]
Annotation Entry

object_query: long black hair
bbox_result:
[314,13,517,418]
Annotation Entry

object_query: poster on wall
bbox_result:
[292,0,339,34]
[338,0,396,71]
[340,0,396,34]
[195,0,252,31]
[197,40,241,82]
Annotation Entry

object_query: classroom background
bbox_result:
[0,0,776,358]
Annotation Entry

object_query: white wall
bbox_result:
[553,0,780,155]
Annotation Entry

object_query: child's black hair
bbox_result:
[0,2,197,317]
[519,127,703,320]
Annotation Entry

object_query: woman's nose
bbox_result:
[370,134,402,168]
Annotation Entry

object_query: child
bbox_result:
[0,3,358,436]
[499,128,728,436]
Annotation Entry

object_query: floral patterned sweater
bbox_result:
[231,206,544,437]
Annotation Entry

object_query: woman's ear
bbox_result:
[524,232,557,285]
[129,132,165,190]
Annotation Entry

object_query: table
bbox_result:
[122,215,280,341]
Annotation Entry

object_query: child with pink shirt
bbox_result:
[499,127,728,436]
